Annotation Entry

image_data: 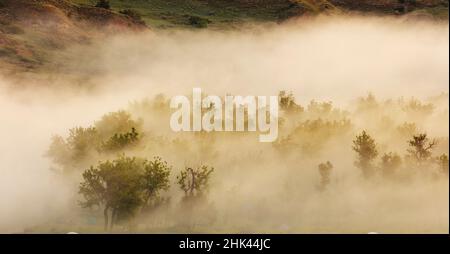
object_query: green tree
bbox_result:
[47,111,142,172]
[279,90,303,113]
[396,122,418,138]
[401,98,434,118]
[436,154,449,175]
[187,15,210,28]
[307,100,333,115]
[318,161,333,191]
[94,110,142,140]
[406,133,436,165]
[141,157,171,210]
[47,127,101,170]
[79,156,171,231]
[380,152,402,178]
[177,166,214,200]
[46,135,72,167]
[356,93,378,113]
[101,127,140,151]
[352,131,378,178]
[66,127,100,160]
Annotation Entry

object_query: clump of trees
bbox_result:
[47,111,143,172]
[306,100,348,121]
[356,93,378,113]
[401,98,434,118]
[307,100,332,116]
[350,131,447,179]
[436,154,449,175]
[397,122,418,138]
[102,127,140,152]
[47,92,448,231]
[379,152,402,178]
[315,131,447,188]
[352,131,378,178]
[276,119,352,155]
[94,111,142,140]
[47,127,100,168]
[79,154,215,231]
[276,91,352,155]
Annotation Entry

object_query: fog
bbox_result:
[0,15,448,233]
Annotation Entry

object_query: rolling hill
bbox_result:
[0,0,146,73]
[70,0,449,28]
[0,0,448,73]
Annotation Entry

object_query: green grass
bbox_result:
[70,0,302,29]
[420,6,449,20]
[70,0,449,29]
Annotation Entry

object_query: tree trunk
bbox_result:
[103,207,109,232]
[141,192,151,213]
[110,208,117,231]
[189,168,195,196]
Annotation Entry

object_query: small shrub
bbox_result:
[119,9,143,22]
[279,90,303,113]
[436,154,449,175]
[318,161,333,191]
[380,152,402,178]
[177,166,214,199]
[187,15,210,28]
[95,0,110,9]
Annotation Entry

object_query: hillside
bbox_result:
[0,0,146,73]
[0,0,448,73]
[71,0,449,29]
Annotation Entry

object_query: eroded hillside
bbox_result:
[0,0,146,73]
[0,0,448,76]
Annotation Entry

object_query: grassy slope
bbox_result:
[1,0,447,74]
[0,0,146,73]
[70,0,312,29]
[416,5,449,19]
[71,0,449,29]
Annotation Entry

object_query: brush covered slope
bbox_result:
[0,0,448,73]
[0,0,146,72]
[71,0,449,28]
